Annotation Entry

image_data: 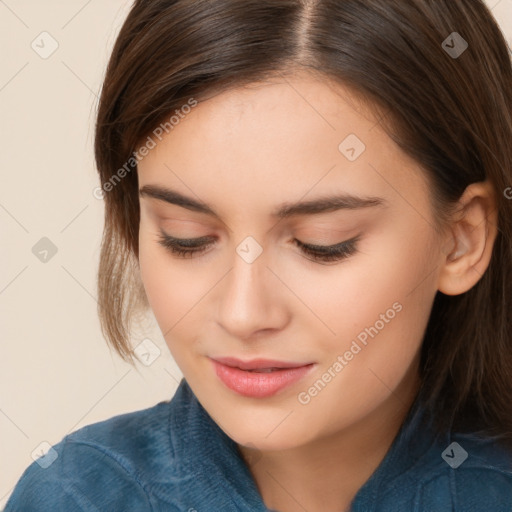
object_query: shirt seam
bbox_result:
[61,436,155,511]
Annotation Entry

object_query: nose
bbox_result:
[216,243,289,340]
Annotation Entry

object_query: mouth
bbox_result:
[209,356,315,398]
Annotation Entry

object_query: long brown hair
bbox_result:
[94,0,512,445]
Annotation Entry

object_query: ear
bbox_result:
[437,180,498,296]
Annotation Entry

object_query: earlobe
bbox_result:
[437,181,498,296]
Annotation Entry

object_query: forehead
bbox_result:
[137,74,431,221]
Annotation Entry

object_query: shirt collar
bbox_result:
[349,386,445,509]
[167,378,270,511]
[166,378,441,511]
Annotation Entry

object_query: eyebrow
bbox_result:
[139,184,387,219]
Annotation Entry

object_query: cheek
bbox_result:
[293,227,434,328]
[138,228,187,333]
[138,238,196,372]
[137,226,220,355]
[286,232,436,434]
[294,225,437,378]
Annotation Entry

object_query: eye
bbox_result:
[156,231,214,259]
[293,236,360,263]
[156,230,360,263]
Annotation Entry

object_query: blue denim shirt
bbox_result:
[5,378,512,511]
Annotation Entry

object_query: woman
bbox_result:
[6,0,512,510]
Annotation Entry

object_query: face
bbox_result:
[137,72,445,452]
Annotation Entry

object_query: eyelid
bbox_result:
[295,234,361,251]
[157,230,214,246]
[158,229,357,250]
[156,229,361,264]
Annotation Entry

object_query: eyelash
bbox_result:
[156,231,360,263]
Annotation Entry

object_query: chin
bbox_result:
[216,411,313,452]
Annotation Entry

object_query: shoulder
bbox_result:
[4,400,174,512]
[411,433,512,511]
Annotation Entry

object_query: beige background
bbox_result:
[1,0,510,507]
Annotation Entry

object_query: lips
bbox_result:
[210,357,315,398]
[212,356,310,371]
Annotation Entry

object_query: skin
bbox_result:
[137,71,498,512]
